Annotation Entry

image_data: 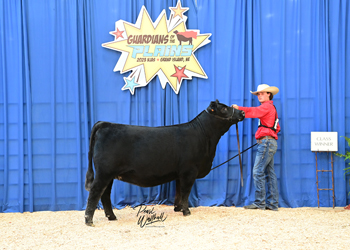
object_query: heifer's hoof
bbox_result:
[85,222,95,227]
[174,206,182,212]
[107,214,117,221]
[182,209,191,216]
[85,216,94,226]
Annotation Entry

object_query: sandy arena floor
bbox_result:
[1,205,349,250]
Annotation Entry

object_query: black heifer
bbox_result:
[84,100,245,226]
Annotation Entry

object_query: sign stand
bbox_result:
[315,151,335,208]
[311,132,337,208]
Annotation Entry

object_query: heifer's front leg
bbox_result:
[179,172,196,216]
[101,180,117,221]
[174,179,182,212]
[85,176,111,226]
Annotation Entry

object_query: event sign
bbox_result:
[102,1,211,94]
[310,132,338,152]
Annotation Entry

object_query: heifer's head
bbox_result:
[206,100,245,124]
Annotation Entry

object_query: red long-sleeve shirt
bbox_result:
[238,100,280,140]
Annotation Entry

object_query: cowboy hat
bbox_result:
[250,84,279,95]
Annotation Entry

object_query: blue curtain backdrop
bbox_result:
[0,0,349,213]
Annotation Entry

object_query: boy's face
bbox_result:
[257,92,270,103]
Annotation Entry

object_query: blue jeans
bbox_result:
[252,139,279,210]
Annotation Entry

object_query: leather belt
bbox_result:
[257,136,275,143]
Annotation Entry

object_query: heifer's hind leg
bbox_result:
[174,179,182,212]
[85,175,112,226]
[101,180,117,221]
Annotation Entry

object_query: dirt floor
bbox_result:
[1,205,349,250]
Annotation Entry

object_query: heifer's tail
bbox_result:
[85,121,103,191]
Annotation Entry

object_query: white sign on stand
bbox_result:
[311,132,338,152]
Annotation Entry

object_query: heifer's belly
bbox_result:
[115,170,177,188]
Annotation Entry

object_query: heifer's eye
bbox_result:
[221,107,227,112]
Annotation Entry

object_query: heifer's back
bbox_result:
[84,100,245,226]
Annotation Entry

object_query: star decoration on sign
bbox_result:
[122,77,139,95]
[111,28,124,39]
[170,1,189,19]
[171,65,188,84]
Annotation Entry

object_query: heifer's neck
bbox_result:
[195,111,233,145]
[190,112,235,178]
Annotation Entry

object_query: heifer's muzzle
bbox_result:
[235,109,245,121]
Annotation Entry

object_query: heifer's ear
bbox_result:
[207,101,216,113]
[215,99,219,104]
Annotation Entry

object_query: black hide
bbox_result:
[84,100,245,226]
